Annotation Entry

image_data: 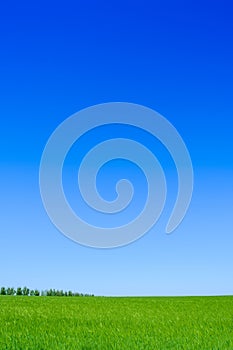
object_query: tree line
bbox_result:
[0,286,94,297]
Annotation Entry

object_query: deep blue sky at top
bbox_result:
[0,1,232,295]
[1,0,232,167]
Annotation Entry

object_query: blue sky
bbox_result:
[0,0,233,295]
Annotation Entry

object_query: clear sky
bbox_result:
[1,0,233,296]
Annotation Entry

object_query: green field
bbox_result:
[0,296,233,349]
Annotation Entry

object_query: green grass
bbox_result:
[0,296,233,349]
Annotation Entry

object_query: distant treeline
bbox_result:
[0,287,94,297]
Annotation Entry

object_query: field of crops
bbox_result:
[0,295,233,349]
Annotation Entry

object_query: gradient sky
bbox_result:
[0,0,233,296]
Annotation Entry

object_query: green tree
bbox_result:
[6,287,12,295]
[30,289,35,296]
[0,287,6,295]
[34,289,40,296]
[46,289,53,296]
[16,287,22,296]
[22,286,30,296]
